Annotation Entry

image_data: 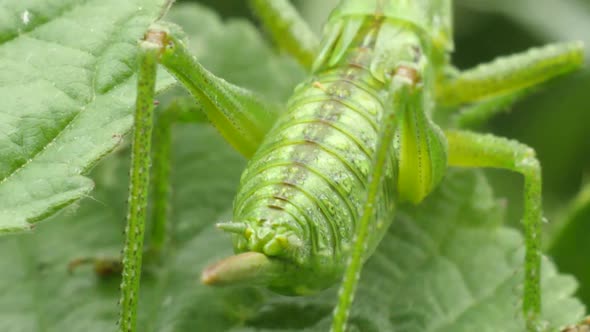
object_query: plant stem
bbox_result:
[118,38,159,332]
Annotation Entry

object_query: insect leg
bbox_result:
[119,32,161,332]
[437,42,584,107]
[331,69,419,332]
[152,96,229,258]
[445,129,542,332]
[150,23,281,158]
[451,87,533,129]
[249,0,319,70]
[150,101,176,258]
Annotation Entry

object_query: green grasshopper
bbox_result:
[121,0,585,331]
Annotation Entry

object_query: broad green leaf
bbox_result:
[0,0,174,233]
[0,2,585,332]
[0,123,584,331]
[549,182,590,308]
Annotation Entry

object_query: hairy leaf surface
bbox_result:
[549,183,590,309]
[0,0,173,232]
[0,3,585,332]
[0,123,584,331]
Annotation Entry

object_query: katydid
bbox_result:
[120,0,585,331]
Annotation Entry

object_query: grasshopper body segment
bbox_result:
[317,0,452,72]
[213,1,449,295]
[233,16,395,295]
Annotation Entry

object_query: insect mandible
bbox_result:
[123,0,585,331]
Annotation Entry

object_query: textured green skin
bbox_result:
[230,1,449,293]
[327,0,451,46]
[233,28,393,295]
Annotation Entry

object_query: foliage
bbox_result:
[0,1,588,331]
[0,0,175,232]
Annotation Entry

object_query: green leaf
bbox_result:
[549,182,590,309]
[0,0,174,233]
[0,124,584,331]
[0,2,585,332]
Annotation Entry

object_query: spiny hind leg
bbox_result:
[445,130,542,331]
[249,0,319,69]
[149,23,282,158]
[331,68,422,332]
[149,97,208,258]
[437,42,584,128]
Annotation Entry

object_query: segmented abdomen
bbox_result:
[233,64,396,273]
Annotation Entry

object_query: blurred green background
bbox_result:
[180,0,590,309]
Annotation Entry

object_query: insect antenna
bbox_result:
[216,222,249,234]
